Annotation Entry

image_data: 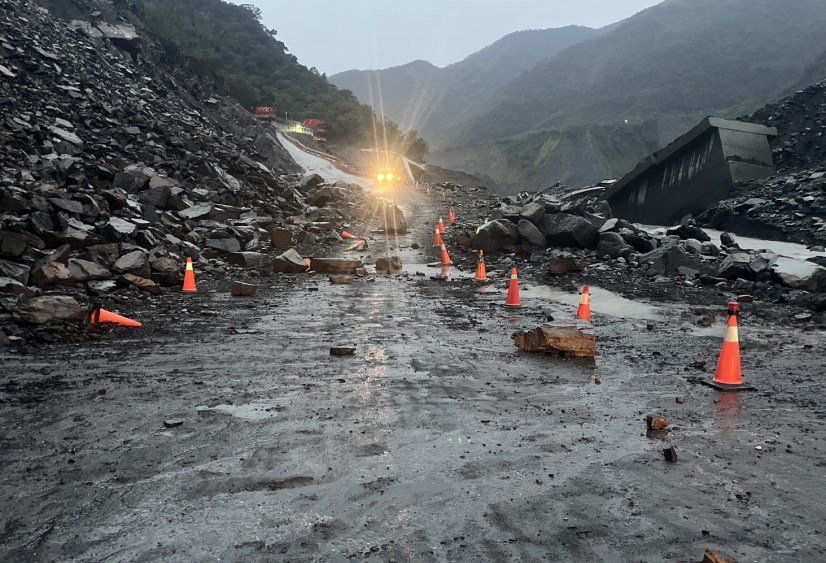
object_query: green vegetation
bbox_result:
[139,0,426,156]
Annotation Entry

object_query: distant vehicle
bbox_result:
[374,168,397,193]
[252,106,276,120]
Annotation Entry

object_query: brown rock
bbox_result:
[512,324,596,357]
[376,256,403,273]
[270,228,292,249]
[702,549,736,563]
[231,281,257,296]
[33,261,74,287]
[121,273,164,295]
[645,415,670,430]
[329,275,355,284]
[228,252,264,268]
[330,346,356,356]
[311,258,363,275]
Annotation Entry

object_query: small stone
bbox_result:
[663,446,678,462]
[231,281,257,296]
[330,346,356,356]
[594,377,602,385]
[163,419,184,428]
[645,415,670,430]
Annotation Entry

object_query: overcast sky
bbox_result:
[240,1,664,75]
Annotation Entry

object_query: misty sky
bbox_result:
[240,1,664,75]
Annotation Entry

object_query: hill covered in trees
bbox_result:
[139,0,425,155]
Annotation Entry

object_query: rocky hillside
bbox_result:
[0,0,370,343]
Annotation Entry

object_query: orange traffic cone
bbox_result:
[449,207,456,225]
[304,258,312,271]
[341,231,357,240]
[88,305,141,328]
[474,250,488,282]
[505,268,521,307]
[182,257,197,292]
[576,285,591,322]
[440,244,453,266]
[437,217,446,234]
[433,226,444,247]
[708,302,753,390]
[441,192,447,202]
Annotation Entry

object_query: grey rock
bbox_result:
[517,219,546,246]
[311,258,364,274]
[0,258,30,285]
[179,203,213,220]
[113,250,150,276]
[228,252,264,268]
[547,251,585,275]
[68,258,111,281]
[471,219,520,252]
[206,238,241,253]
[641,243,705,275]
[273,248,307,273]
[519,202,546,224]
[597,232,633,259]
[102,217,136,242]
[13,296,85,324]
[376,256,403,273]
[539,213,599,250]
[717,252,753,279]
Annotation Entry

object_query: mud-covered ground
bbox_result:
[2,170,826,561]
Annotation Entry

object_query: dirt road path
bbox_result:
[2,153,825,562]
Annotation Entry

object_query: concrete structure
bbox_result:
[604,117,777,225]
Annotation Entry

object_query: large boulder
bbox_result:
[471,220,520,252]
[666,223,711,242]
[772,258,826,292]
[113,250,150,277]
[68,259,111,282]
[517,219,546,247]
[539,213,599,250]
[641,243,705,275]
[13,296,85,324]
[519,202,546,224]
[205,237,241,253]
[596,232,633,259]
[376,256,403,273]
[273,248,307,273]
[717,252,753,279]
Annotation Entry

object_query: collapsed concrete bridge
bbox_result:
[604,117,777,225]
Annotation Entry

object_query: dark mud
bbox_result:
[2,187,825,562]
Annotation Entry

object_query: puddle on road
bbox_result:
[482,284,662,320]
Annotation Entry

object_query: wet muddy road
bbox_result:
[2,185,826,561]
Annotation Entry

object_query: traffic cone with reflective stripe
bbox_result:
[304,258,312,271]
[441,192,448,202]
[433,226,444,247]
[437,217,446,234]
[449,207,456,225]
[88,305,141,328]
[576,285,591,322]
[341,231,357,240]
[709,302,750,390]
[182,257,197,292]
[474,250,488,282]
[505,268,521,307]
[440,244,453,266]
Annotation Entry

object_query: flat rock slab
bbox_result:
[311,258,363,274]
[329,275,355,284]
[376,256,402,273]
[231,281,257,296]
[330,346,356,356]
[513,324,596,357]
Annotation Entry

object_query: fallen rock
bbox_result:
[311,258,363,274]
[641,243,705,275]
[381,204,407,234]
[772,258,826,292]
[519,202,546,224]
[205,237,241,253]
[273,248,307,273]
[645,415,670,430]
[228,252,264,269]
[376,256,403,273]
[517,219,546,247]
[0,276,35,297]
[701,549,737,563]
[0,258,30,285]
[329,275,355,284]
[539,213,599,250]
[330,345,356,356]
[597,232,633,259]
[717,252,753,279]
[121,273,163,295]
[68,259,111,282]
[663,446,678,462]
[231,281,257,296]
[270,228,292,249]
[472,219,520,252]
[112,250,150,276]
[13,296,85,324]
[513,324,596,357]
[547,251,585,275]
